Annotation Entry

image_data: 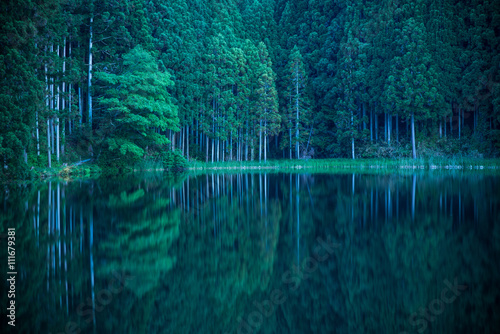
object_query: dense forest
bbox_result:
[1,0,500,178]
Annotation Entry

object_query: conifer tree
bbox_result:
[94,45,179,165]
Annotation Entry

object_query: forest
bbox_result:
[1,0,499,179]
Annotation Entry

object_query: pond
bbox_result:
[1,171,499,333]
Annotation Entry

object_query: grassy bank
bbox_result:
[14,157,500,182]
[188,157,500,171]
[32,163,101,180]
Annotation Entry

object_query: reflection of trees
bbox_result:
[258,173,500,334]
[2,171,500,333]
[0,181,93,333]
[98,189,180,299]
[149,173,282,334]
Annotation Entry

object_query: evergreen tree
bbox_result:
[255,42,280,162]
[285,46,311,159]
[94,45,179,166]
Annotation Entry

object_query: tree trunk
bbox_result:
[206,135,209,163]
[264,120,267,162]
[180,126,183,155]
[351,109,355,160]
[88,14,93,128]
[362,102,366,131]
[444,116,446,137]
[62,38,66,156]
[68,40,72,135]
[50,45,55,156]
[295,66,300,159]
[370,107,373,142]
[449,106,452,137]
[385,112,388,143]
[245,119,249,161]
[411,113,417,159]
[56,45,60,162]
[45,57,51,167]
[47,119,51,168]
[78,85,82,124]
[251,135,254,161]
[259,120,262,162]
[216,138,219,162]
[387,113,391,146]
[36,110,40,156]
[396,114,399,143]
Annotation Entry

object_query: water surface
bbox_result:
[1,171,499,333]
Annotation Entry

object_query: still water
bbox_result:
[1,171,499,333]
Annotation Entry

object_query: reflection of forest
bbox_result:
[1,172,499,333]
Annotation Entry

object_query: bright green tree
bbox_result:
[94,45,179,167]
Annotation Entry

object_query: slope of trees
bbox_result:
[1,0,499,178]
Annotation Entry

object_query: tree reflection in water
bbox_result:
[1,171,499,333]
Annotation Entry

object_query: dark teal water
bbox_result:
[1,171,500,334]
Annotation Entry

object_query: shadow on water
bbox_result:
[1,171,499,333]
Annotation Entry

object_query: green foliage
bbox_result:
[95,45,180,169]
[1,0,500,178]
[160,149,188,171]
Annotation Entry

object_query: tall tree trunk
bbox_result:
[388,113,391,146]
[449,106,452,137]
[351,108,355,160]
[62,38,66,156]
[50,45,55,156]
[245,121,249,161]
[88,14,93,129]
[458,106,461,139]
[251,134,254,161]
[411,113,417,159]
[444,116,446,137]
[179,126,185,156]
[362,102,366,131]
[384,112,387,143]
[187,124,189,161]
[206,135,209,163]
[172,130,176,152]
[56,45,60,162]
[396,114,399,143]
[216,137,219,162]
[259,120,262,162]
[211,133,214,163]
[78,85,82,124]
[45,58,51,168]
[295,66,300,159]
[68,40,72,135]
[264,120,267,162]
[36,110,40,156]
[375,105,378,141]
[370,107,373,142]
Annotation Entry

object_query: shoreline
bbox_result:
[187,158,500,171]
[4,158,500,183]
